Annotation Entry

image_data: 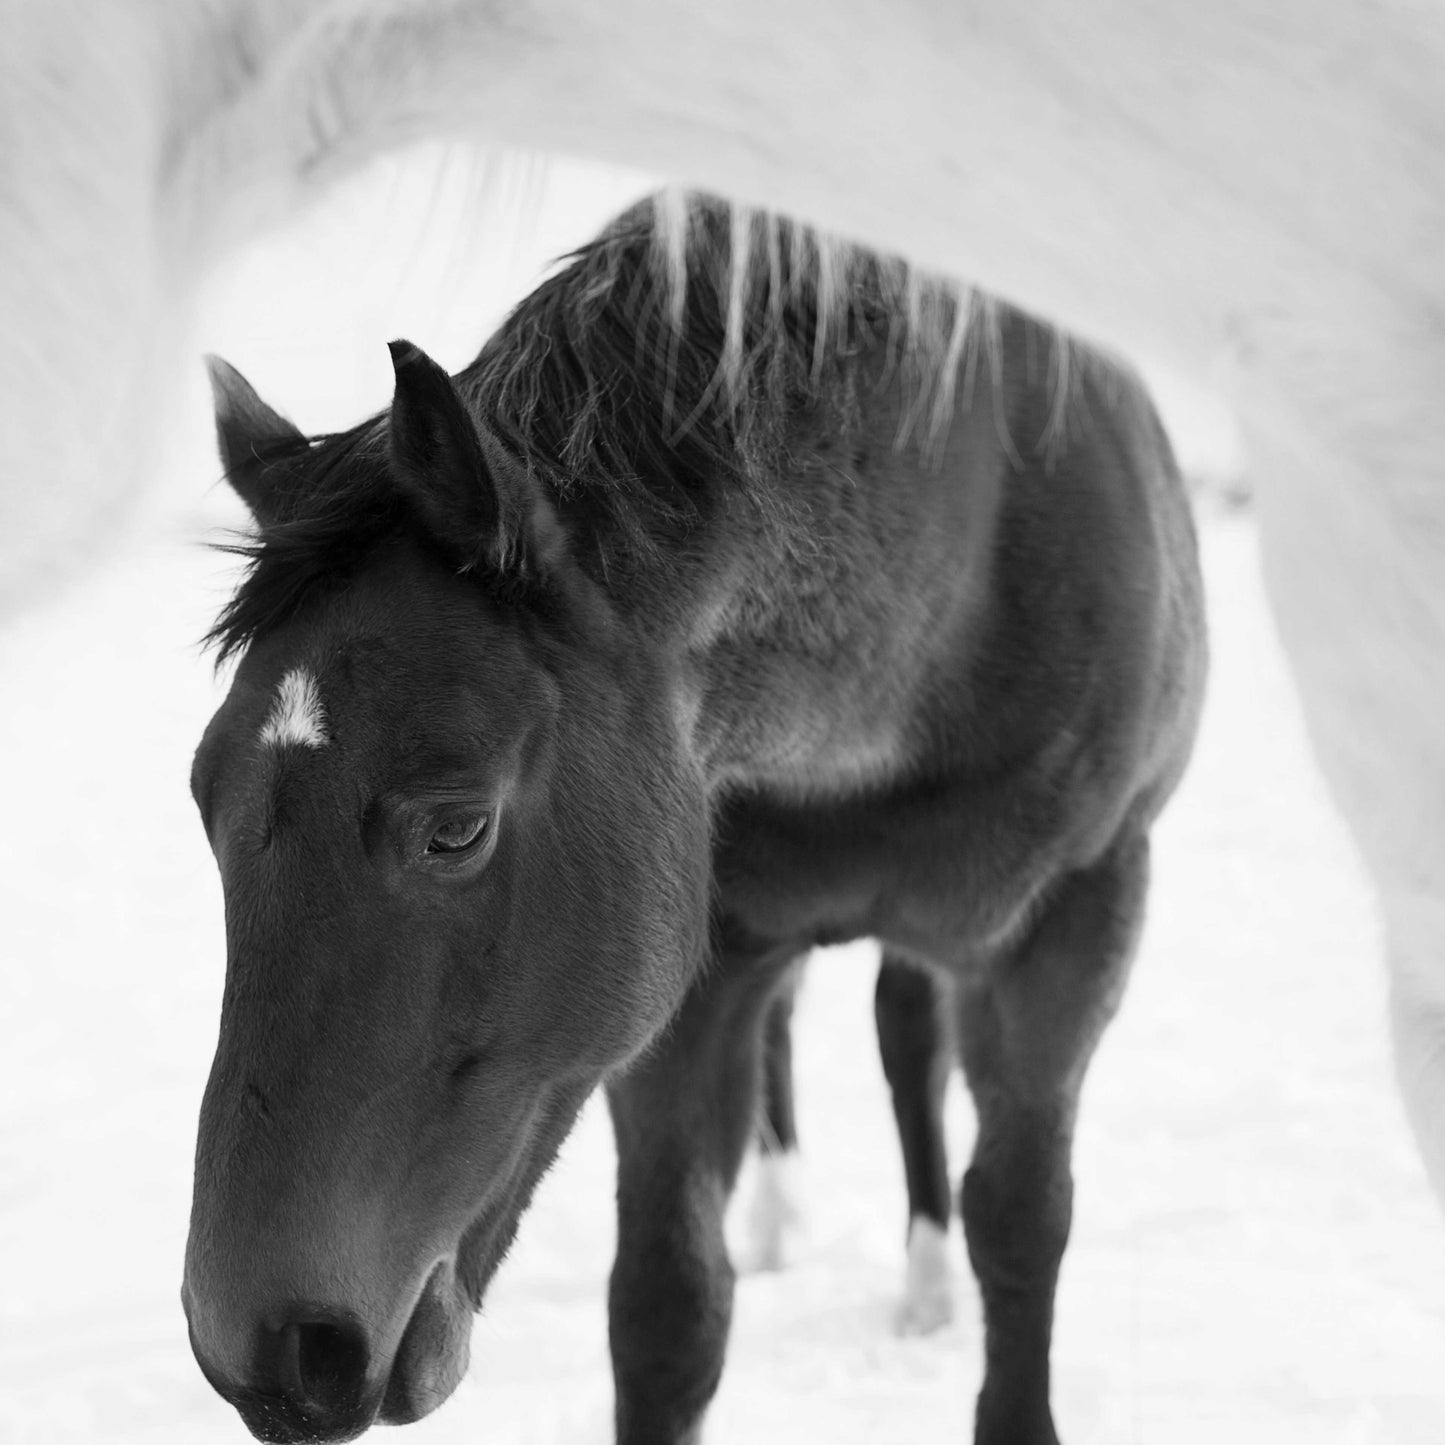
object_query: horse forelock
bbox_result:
[205,422,397,664]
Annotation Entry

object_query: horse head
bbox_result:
[182,344,709,1442]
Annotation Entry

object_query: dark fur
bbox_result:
[183,193,1206,1445]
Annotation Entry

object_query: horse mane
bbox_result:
[467,193,978,478]
[208,192,983,661]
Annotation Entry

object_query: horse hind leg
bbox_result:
[956,831,1149,1445]
[734,956,807,1273]
[874,950,955,1335]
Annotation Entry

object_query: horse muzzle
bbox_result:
[183,1259,472,1443]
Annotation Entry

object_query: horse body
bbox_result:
[184,199,1204,1443]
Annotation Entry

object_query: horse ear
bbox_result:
[387,339,565,575]
[205,356,305,521]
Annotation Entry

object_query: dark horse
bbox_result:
[183,195,1205,1445]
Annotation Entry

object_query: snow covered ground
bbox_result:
[2,157,1442,1444]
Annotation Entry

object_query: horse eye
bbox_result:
[426,813,489,854]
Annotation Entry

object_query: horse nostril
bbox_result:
[274,1316,370,1415]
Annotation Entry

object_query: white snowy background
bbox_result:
[1,153,1442,1444]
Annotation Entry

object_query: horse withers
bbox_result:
[182,196,1206,1445]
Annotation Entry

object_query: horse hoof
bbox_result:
[893,1217,953,1336]
[894,1286,954,1336]
[733,1151,804,1274]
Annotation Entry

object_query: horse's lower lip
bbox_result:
[378,1259,473,1424]
[231,1386,380,1445]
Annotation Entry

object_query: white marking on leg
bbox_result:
[895,1215,954,1336]
[259,667,328,749]
[733,1149,804,1274]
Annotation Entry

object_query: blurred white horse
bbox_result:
[5,1,1444,1206]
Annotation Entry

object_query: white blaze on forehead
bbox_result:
[259,667,329,749]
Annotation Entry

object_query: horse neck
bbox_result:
[608,359,998,801]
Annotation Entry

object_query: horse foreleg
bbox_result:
[955,832,1149,1445]
[606,949,793,1444]
[875,951,955,1335]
